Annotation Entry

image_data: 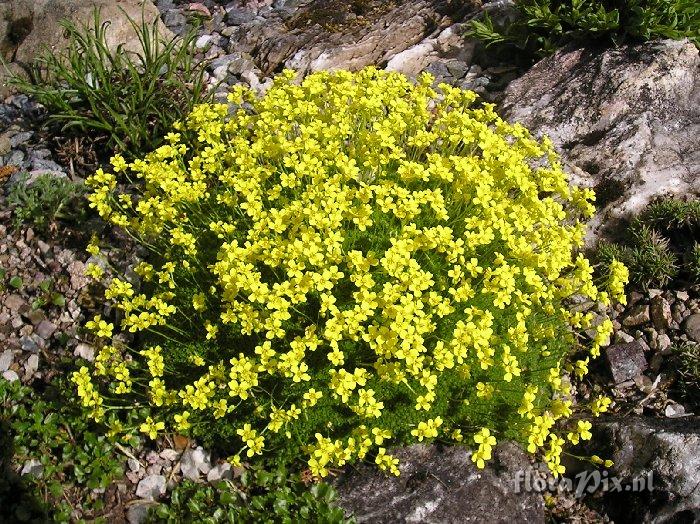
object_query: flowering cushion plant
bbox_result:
[75,68,628,477]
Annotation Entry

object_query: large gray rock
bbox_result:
[501,39,700,241]
[583,416,700,523]
[1,0,173,99]
[229,0,479,76]
[334,443,545,523]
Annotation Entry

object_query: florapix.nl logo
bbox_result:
[514,469,655,498]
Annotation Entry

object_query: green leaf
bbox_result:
[9,276,23,289]
[51,293,66,307]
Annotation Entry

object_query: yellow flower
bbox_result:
[174,411,191,431]
[84,263,104,280]
[139,417,164,440]
[205,322,218,340]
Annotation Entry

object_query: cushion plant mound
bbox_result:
[74,67,628,478]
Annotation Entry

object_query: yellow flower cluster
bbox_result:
[75,68,628,477]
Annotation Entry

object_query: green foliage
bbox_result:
[593,198,700,289]
[146,467,353,524]
[467,0,700,62]
[5,8,211,157]
[0,378,124,522]
[7,173,86,233]
[9,275,24,289]
[31,277,67,310]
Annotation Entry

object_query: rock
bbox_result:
[20,459,43,477]
[233,0,479,76]
[162,10,187,35]
[664,402,686,418]
[1,0,174,97]
[160,449,180,462]
[207,462,233,482]
[68,261,89,290]
[19,334,42,353]
[195,34,213,51]
[25,309,46,326]
[187,3,212,18]
[225,6,256,25]
[127,501,157,524]
[585,416,700,523]
[622,305,650,328]
[2,370,19,382]
[0,350,13,372]
[25,354,39,375]
[5,294,27,313]
[23,0,171,62]
[650,296,672,331]
[605,341,648,384]
[180,446,211,480]
[9,131,32,147]
[385,23,473,79]
[682,313,700,342]
[135,475,166,501]
[677,290,690,303]
[501,39,700,242]
[613,331,635,344]
[656,333,672,354]
[0,133,10,155]
[334,443,545,523]
[74,343,95,361]
[35,320,57,340]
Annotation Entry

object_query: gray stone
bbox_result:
[135,474,166,500]
[334,443,545,523]
[622,305,650,327]
[227,56,257,76]
[35,319,57,340]
[159,449,180,462]
[25,354,38,375]
[445,60,469,80]
[424,61,451,79]
[650,296,672,331]
[225,7,256,25]
[25,309,46,326]
[181,446,211,480]
[0,134,10,155]
[682,313,700,342]
[5,294,26,312]
[2,370,19,382]
[74,343,95,361]
[127,501,156,524]
[9,131,32,147]
[20,459,43,477]
[4,149,24,166]
[162,10,187,34]
[0,350,13,372]
[195,34,213,51]
[584,417,700,523]
[207,463,233,482]
[605,341,648,384]
[664,402,686,418]
[19,334,42,353]
[501,39,700,242]
[657,333,672,354]
[30,158,64,172]
[614,331,635,344]
[233,0,479,77]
